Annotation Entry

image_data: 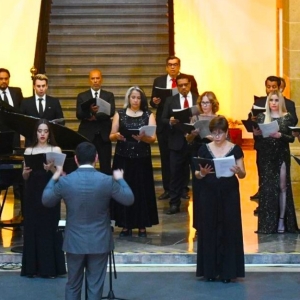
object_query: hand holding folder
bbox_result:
[193,155,235,178]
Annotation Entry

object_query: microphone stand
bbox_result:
[102,226,128,300]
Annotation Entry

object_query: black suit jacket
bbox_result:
[20,95,64,121]
[161,93,198,151]
[150,73,199,133]
[76,89,115,142]
[0,86,23,147]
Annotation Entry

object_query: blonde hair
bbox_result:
[33,74,48,85]
[264,90,286,123]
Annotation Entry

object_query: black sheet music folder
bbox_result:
[24,154,46,171]
[192,157,214,171]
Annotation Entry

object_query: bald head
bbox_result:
[89,69,102,91]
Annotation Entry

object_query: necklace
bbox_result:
[128,108,141,114]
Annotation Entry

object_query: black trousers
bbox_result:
[157,130,171,192]
[169,144,191,207]
[93,134,112,175]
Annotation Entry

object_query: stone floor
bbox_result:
[1,149,300,265]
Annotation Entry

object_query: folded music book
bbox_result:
[81,98,96,111]
[242,119,258,132]
[193,155,235,178]
[251,105,266,117]
[172,105,200,123]
[288,126,300,132]
[96,97,111,115]
[81,98,111,115]
[258,120,279,138]
[128,125,157,136]
[153,86,179,100]
[192,157,215,171]
[24,153,46,171]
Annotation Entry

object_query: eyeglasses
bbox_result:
[201,101,211,106]
[167,63,179,67]
[211,131,225,138]
[177,83,190,88]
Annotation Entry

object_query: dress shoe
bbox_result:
[207,278,215,282]
[119,229,132,237]
[166,205,180,215]
[222,279,231,283]
[250,192,259,200]
[138,229,147,237]
[158,191,170,200]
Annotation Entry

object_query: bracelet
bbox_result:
[199,170,206,177]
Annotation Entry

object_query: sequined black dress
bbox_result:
[256,113,298,233]
[111,109,159,229]
[21,153,66,277]
[196,144,245,280]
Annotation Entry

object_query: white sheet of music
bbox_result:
[96,97,111,115]
[258,120,279,138]
[46,152,66,167]
[214,155,235,178]
[129,125,157,136]
[193,119,211,138]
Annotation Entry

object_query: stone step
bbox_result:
[47,43,168,54]
[49,23,168,34]
[48,75,159,86]
[2,252,300,265]
[48,33,168,44]
[50,14,167,25]
[47,84,153,98]
[51,3,168,15]
[46,53,168,64]
[45,63,166,74]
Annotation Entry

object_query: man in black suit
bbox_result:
[0,68,23,147]
[150,56,199,200]
[250,75,298,207]
[76,69,115,175]
[0,68,24,201]
[161,74,198,214]
[20,74,64,146]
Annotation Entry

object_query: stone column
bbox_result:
[282,0,300,184]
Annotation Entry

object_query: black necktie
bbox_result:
[38,98,44,117]
[95,92,98,98]
[2,91,9,104]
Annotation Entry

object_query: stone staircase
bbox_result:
[45,0,170,185]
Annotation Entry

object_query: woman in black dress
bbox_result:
[195,116,246,283]
[186,91,219,230]
[21,119,66,278]
[254,91,298,233]
[110,86,158,237]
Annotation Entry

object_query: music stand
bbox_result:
[102,226,128,300]
[102,250,128,300]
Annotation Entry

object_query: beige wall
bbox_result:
[1,0,278,118]
[0,0,41,97]
[174,0,277,132]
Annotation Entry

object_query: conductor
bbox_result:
[42,142,134,300]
